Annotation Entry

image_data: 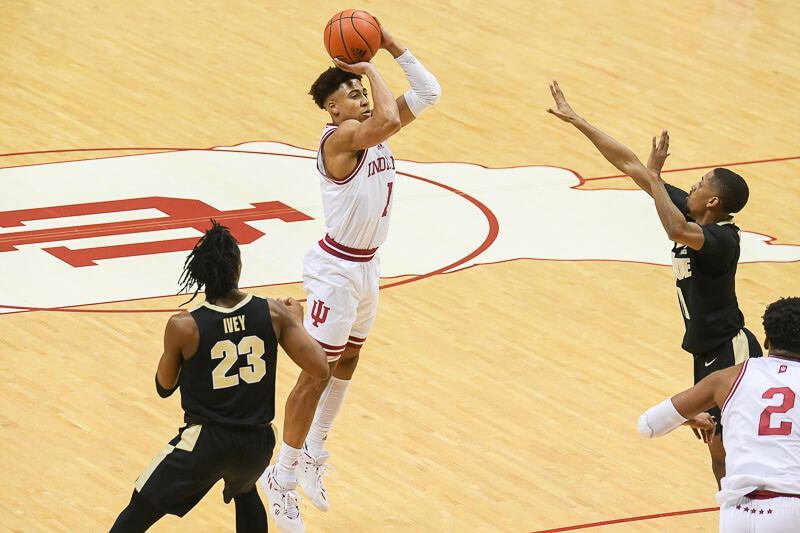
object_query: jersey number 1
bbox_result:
[211,335,267,389]
[758,387,795,436]
[382,182,393,217]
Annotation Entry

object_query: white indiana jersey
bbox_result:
[717,356,800,504]
[315,124,396,250]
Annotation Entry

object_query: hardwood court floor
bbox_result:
[1,1,799,531]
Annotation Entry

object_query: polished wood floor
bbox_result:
[2,1,799,531]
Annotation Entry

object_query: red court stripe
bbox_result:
[584,155,800,181]
[530,506,718,532]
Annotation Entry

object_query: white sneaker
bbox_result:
[258,464,306,533]
[298,449,334,512]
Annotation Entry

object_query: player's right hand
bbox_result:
[332,57,375,75]
[278,297,305,322]
[684,413,716,444]
[546,80,581,123]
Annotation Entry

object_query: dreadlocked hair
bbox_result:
[763,297,800,354]
[178,220,241,305]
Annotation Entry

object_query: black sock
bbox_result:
[109,490,165,533]
[234,486,268,533]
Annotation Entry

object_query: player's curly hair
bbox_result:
[309,67,362,109]
[762,297,800,354]
[178,220,241,305]
[710,168,749,214]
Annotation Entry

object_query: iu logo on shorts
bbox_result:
[310,300,330,327]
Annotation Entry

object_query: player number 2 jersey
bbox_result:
[717,356,800,503]
[316,124,396,250]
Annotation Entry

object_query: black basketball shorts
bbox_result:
[693,328,763,435]
[133,422,276,516]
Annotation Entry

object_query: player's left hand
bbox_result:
[378,24,394,50]
[372,17,404,56]
[647,129,670,178]
[684,413,716,444]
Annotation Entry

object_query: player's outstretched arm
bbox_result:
[646,130,706,249]
[375,23,441,127]
[329,58,401,153]
[272,298,329,380]
[155,312,195,398]
[547,80,654,197]
[638,364,741,443]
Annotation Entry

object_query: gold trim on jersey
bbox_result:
[194,293,254,314]
[134,425,202,492]
[732,329,751,365]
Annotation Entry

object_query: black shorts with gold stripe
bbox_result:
[133,422,276,516]
[693,328,763,436]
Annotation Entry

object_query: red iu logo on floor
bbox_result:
[0,196,312,267]
[310,300,330,327]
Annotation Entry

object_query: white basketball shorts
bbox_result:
[719,496,800,532]
[302,244,380,362]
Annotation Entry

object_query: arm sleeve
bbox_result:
[395,49,441,117]
[155,373,179,398]
[638,397,688,438]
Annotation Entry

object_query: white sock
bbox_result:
[305,377,350,458]
[275,442,302,487]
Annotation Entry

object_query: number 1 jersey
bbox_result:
[316,124,396,251]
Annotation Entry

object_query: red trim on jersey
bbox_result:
[746,490,800,500]
[769,356,800,363]
[318,235,377,262]
[317,125,370,184]
[722,359,750,414]
[315,339,347,356]
[347,335,366,349]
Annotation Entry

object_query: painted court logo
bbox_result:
[1,140,798,312]
[0,197,311,267]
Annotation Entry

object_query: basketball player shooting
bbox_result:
[259,17,441,533]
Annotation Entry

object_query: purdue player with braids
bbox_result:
[547,80,762,488]
[639,297,800,532]
[110,221,328,533]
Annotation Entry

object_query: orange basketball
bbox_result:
[323,10,381,64]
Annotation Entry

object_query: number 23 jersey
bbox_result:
[180,294,278,427]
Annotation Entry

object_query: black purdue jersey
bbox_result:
[180,294,278,427]
[666,183,745,354]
